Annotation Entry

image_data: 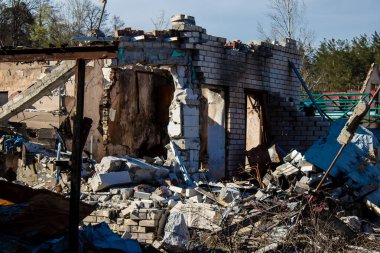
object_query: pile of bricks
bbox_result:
[82,188,167,244]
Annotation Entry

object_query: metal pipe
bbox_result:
[69,59,86,253]
[289,61,331,121]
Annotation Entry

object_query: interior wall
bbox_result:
[200,86,226,180]
[246,93,266,151]
[106,69,174,157]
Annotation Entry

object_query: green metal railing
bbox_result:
[300,92,380,124]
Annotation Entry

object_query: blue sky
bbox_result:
[106,0,380,46]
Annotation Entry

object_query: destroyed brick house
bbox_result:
[0,15,329,181]
[4,14,380,253]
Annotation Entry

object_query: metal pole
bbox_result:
[289,61,331,122]
[69,59,85,253]
[315,144,346,191]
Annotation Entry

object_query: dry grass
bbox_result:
[185,199,380,253]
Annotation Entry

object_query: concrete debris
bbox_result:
[2,118,380,253]
[171,203,222,231]
[162,212,190,251]
[89,171,132,192]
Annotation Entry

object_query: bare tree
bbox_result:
[64,0,109,36]
[151,10,170,30]
[257,0,314,48]
[257,0,317,86]
[111,15,125,31]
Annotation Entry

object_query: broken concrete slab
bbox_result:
[170,203,222,231]
[125,156,170,183]
[89,171,132,192]
[95,156,127,174]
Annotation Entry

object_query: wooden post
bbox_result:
[69,59,86,253]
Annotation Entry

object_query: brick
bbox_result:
[117,218,124,225]
[96,217,110,223]
[130,226,147,233]
[83,215,97,223]
[139,219,158,227]
[134,191,151,200]
[138,232,155,240]
[148,210,164,220]
[169,185,184,194]
[130,211,147,220]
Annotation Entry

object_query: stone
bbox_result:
[162,212,190,251]
[273,162,299,182]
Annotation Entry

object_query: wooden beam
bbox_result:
[0,45,118,62]
[69,59,86,253]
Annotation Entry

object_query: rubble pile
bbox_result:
[1,120,380,252]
